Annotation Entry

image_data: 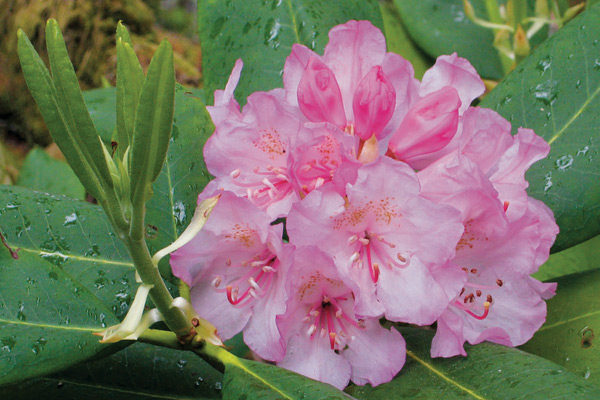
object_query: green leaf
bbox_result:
[116,22,145,160]
[393,0,547,80]
[17,147,85,200]
[394,0,504,80]
[144,85,214,280]
[213,347,354,399]
[129,40,175,208]
[80,85,213,286]
[83,88,117,145]
[198,0,383,104]
[0,341,223,399]
[345,327,600,399]
[480,3,600,252]
[380,0,432,79]
[44,19,113,193]
[17,29,107,202]
[520,268,600,387]
[0,185,137,386]
[534,234,600,281]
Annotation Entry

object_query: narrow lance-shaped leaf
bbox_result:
[116,22,145,160]
[129,40,175,209]
[481,3,600,251]
[17,30,106,202]
[45,19,113,192]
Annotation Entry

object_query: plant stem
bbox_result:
[484,0,514,76]
[125,235,194,338]
[139,329,226,373]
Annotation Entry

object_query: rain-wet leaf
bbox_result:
[520,268,600,387]
[481,3,600,252]
[380,0,432,79]
[198,0,383,104]
[394,0,547,80]
[534,234,600,281]
[83,88,116,145]
[17,147,85,200]
[345,327,600,399]
[0,185,136,386]
[0,341,223,399]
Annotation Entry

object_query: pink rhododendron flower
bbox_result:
[418,133,558,357]
[287,157,464,324]
[276,246,405,389]
[172,19,558,390]
[170,192,290,360]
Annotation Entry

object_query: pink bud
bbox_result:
[297,56,347,128]
[388,86,461,161]
[353,66,396,140]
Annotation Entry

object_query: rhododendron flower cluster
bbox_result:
[170,20,558,389]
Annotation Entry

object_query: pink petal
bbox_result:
[283,44,316,107]
[389,86,461,163]
[207,59,243,126]
[345,320,405,387]
[297,56,346,128]
[353,66,396,140]
[431,310,467,358]
[420,53,485,114]
[278,333,351,390]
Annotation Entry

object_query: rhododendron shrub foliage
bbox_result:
[171,20,558,389]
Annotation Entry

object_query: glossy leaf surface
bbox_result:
[521,269,600,387]
[17,147,85,200]
[198,0,383,104]
[0,341,223,399]
[346,328,600,399]
[0,185,135,386]
[481,4,600,251]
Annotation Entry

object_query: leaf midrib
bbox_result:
[406,349,487,400]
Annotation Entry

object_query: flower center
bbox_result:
[230,165,292,208]
[452,268,503,320]
[302,295,365,350]
[348,231,408,283]
[211,251,278,307]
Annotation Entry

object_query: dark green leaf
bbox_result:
[0,342,223,399]
[216,348,354,399]
[83,88,117,145]
[394,0,504,80]
[534,234,600,281]
[394,0,547,80]
[521,268,600,387]
[481,3,600,251]
[380,0,432,79]
[346,327,600,399]
[144,85,213,281]
[198,0,383,104]
[17,29,107,202]
[129,40,175,207]
[44,19,113,193]
[0,185,137,386]
[17,148,85,200]
[116,22,145,160]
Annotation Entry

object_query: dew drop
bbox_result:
[555,155,574,171]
